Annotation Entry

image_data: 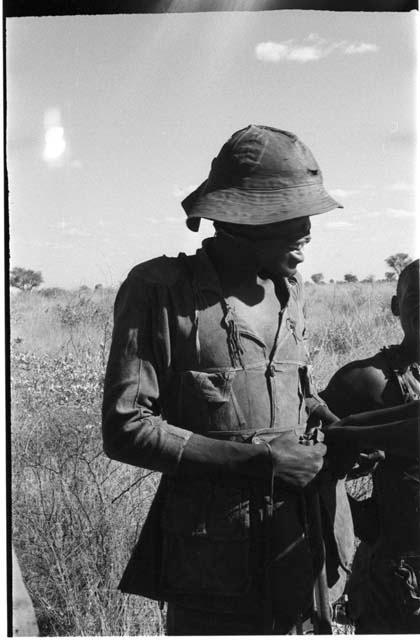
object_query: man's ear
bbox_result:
[391,295,400,317]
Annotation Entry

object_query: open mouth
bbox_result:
[288,248,304,260]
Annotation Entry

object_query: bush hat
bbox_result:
[182,124,343,231]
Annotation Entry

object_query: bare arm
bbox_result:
[324,401,420,459]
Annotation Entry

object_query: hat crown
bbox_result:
[208,125,322,191]
[182,124,342,231]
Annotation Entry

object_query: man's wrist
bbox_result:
[178,433,273,480]
[248,440,273,480]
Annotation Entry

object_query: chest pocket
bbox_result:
[178,369,247,434]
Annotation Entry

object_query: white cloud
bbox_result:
[255,34,379,64]
[255,40,324,63]
[255,42,290,62]
[386,208,416,218]
[364,211,382,218]
[386,181,415,192]
[287,46,323,63]
[326,220,353,229]
[329,188,360,199]
[344,43,379,55]
[173,184,198,199]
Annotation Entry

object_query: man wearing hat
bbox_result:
[102,125,354,634]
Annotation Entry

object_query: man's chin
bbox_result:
[264,263,299,279]
[282,265,299,278]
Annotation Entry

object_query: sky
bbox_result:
[6,10,418,288]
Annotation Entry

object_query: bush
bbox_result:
[11,267,43,291]
[39,287,68,298]
[11,288,166,635]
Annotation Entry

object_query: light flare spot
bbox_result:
[43,126,66,161]
[43,107,67,164]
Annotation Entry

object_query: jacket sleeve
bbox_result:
[102,273,192,475]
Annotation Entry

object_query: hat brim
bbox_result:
[183,183,343,232]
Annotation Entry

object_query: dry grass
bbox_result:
[10,281,402,635]
[11,288,164,635]
[304,280,401,388]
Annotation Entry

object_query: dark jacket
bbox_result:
[323,345,420,631]
[323,346,420,553]
[102,244,354,614]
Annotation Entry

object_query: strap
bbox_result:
[380,346,419,402]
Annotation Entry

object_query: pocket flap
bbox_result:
[161,479,249,541]
[186,370,236,403]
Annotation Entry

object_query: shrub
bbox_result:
[385,252,412,276]
[311,273,324,285]
[39,287,68,298]
[11,342,164,635]
[11,267,43,291]
[344,273,358,283]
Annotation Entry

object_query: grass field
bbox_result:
[10,280,403,635]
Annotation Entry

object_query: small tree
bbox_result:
[329,278,335,284]
[363,274,375,283]
[344,273,358,283]
[310,273,324,285]
[10,267,43,291]
[385,253,412,276]
[385,271,397,282]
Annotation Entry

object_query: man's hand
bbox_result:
[321,422,364,478]
[269,431,327,488]
[307,403,338,431]
[346,449,385,479]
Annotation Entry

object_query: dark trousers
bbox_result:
[353,551,420,634]
[166,603,313,635]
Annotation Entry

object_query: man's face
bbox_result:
[394,269,420,352]
[220,217,312,278]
